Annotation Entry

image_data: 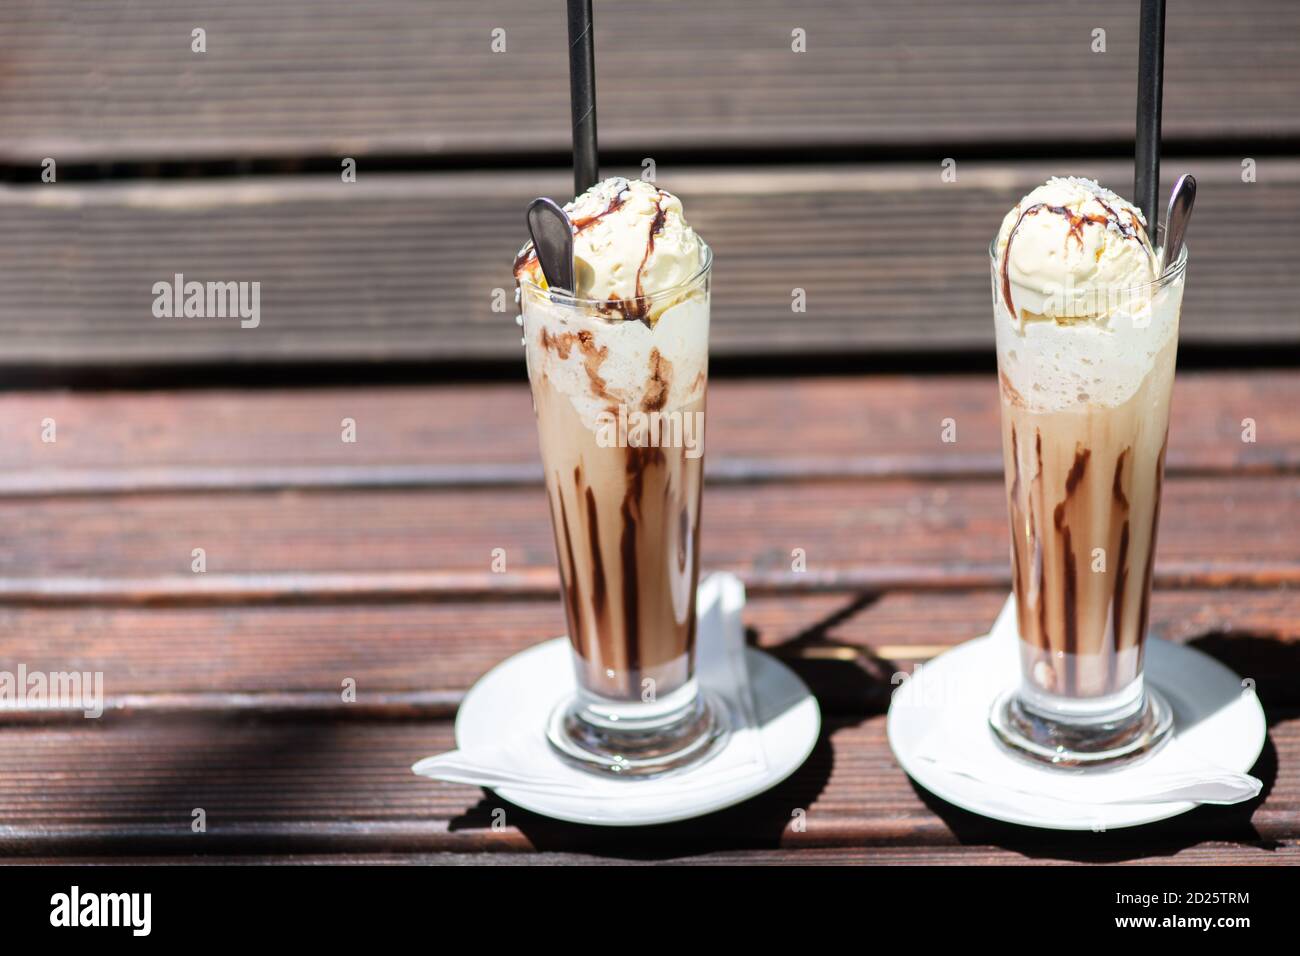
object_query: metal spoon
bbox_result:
[1160,173,1196,274]
[525,197,576,294]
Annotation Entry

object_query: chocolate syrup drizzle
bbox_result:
[622,202,669,324]
[545,344,700,701]
[1111,449,1131,658]
[555,487,585,649]
[998,196,1153,321]
[1006,420,1165,696]
[619,447,657,678]
[1054,447,1090,686]
[1135,436,1169,652]
[1034,430,1047,650]
[512,188,629,278]
[539,327,615,401]
[515,180,676,327]
[583,480,608,631]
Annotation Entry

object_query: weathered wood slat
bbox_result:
[6,844,1295,865]
[1,160,1295,369]
[4,0,1297,164]
[0,589,1295,718]
[0,476,1291,591]
[0,713,1291,857]
[1,372,1295,493]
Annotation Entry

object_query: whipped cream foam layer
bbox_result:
[514,177,705,325]
[516,177,710,433]
[993,177,1184,412]
[522,290,709,433]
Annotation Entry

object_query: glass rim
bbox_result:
[987,230,1189,294]
[516,240,713,310]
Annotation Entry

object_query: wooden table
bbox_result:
[0,0,1296,865]
[0,371,1295,864]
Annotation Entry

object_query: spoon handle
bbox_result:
[1161,173,1196,274]
[526,198,576,295]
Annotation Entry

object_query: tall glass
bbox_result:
[988,242,1188,767]
[519,246,726,776]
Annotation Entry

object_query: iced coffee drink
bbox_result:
[515,177,722,776]
[989,177,1187,766]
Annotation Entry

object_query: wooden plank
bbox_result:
[1,159,1296,369]
[0,712,1291,857]
[1,371,1295,493]
[0,476,1291,594]
[4,1,1297,164]
[0,588,1295,718]
[2,843,1296,865]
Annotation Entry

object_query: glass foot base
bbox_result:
[546,690,729,779]
[989,687,1173,769]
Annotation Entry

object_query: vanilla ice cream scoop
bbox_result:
[995,177,1158,323]
[514,177,705,325]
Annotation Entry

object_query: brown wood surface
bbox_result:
[2,160,1296,368]
[4,0,1296,165]
[4,844,1297,865]
[1,371,1296,488]
[0,376,1294,863]
[0,478,1291,591]
[0,713,1293,860]
[0,587,1294,720]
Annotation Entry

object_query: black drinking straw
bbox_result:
[1134,0,1166,248]
[566,0,599,196]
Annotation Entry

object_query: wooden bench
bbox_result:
[7,0,1297,164]
[2,159,1296,371]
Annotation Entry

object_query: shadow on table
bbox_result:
[910,732,1281,863]
[1184,629,1300,709]
[446,593,885,861]
[447,620,1295,863]
[19,715,356,859]
[913,626,1296,863]
[450,732,842,861]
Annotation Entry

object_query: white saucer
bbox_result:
[888,634,1268,831]
[454,637,820,827]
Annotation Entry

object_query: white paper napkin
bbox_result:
[912,595,1261,809]
[412,572,767,797]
